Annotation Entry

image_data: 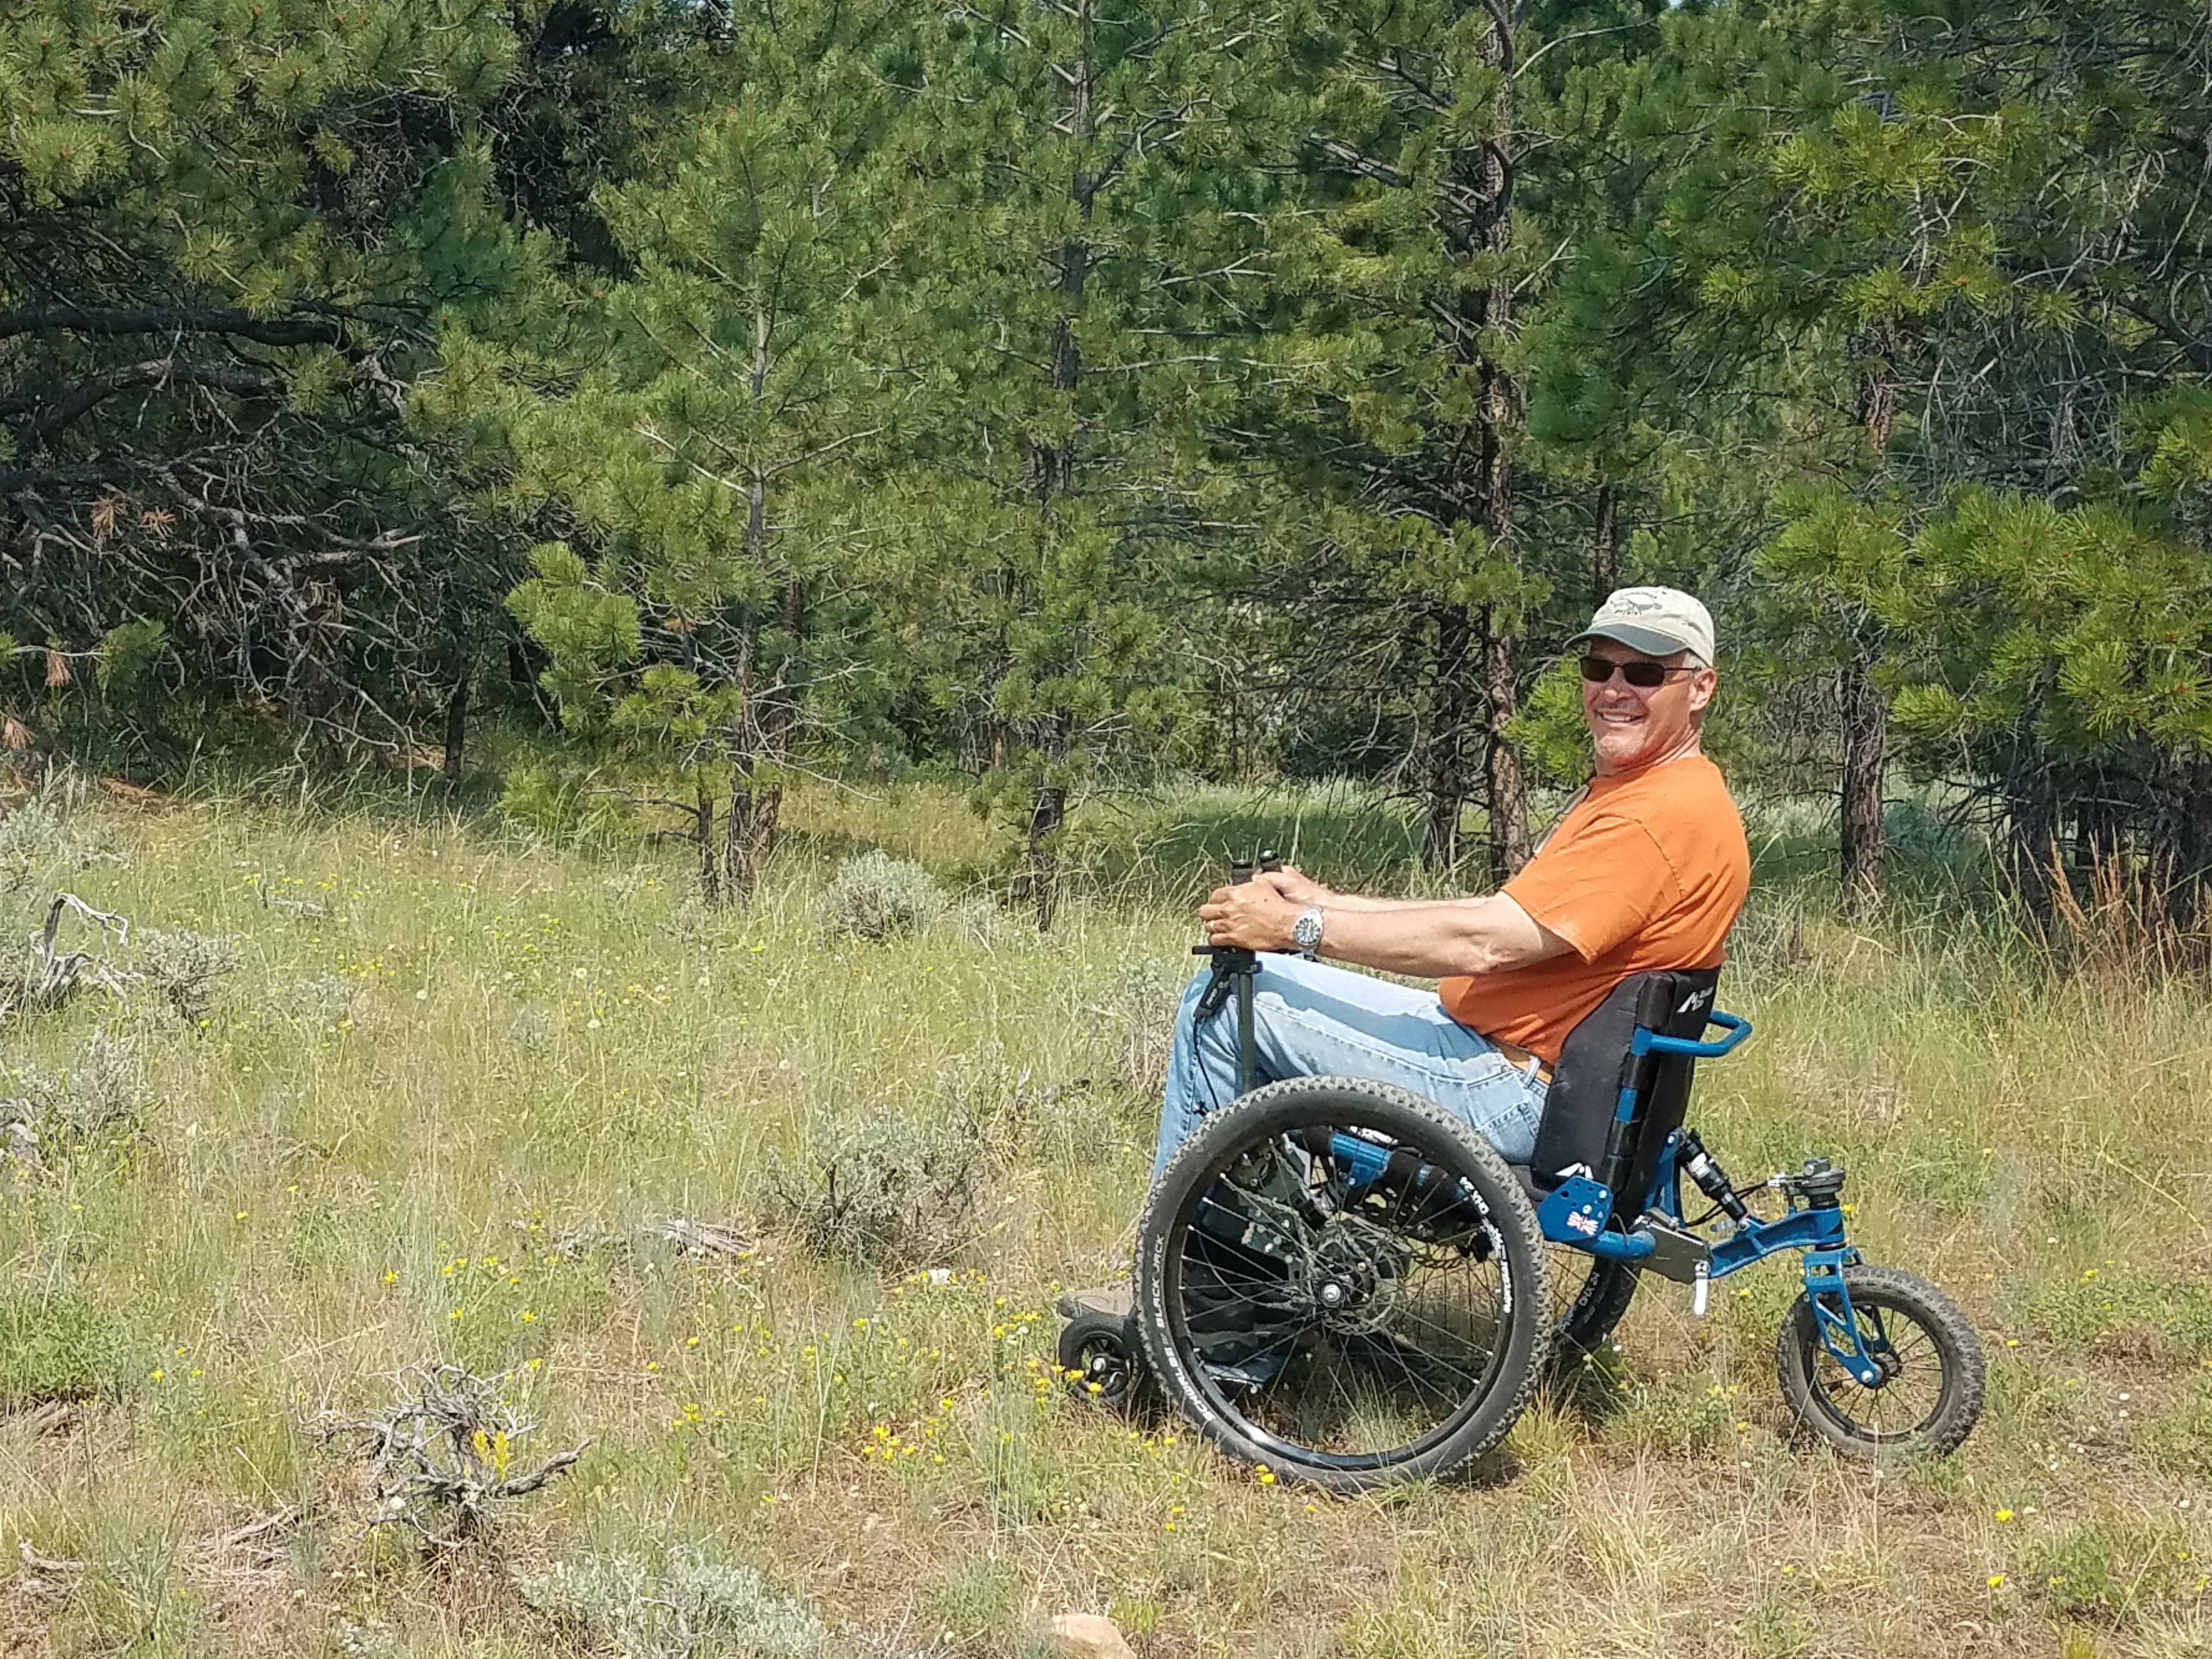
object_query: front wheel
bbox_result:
[1134,1076,1549,1492]
[1776,1264,1984,1457]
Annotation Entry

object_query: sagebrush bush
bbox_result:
[0,940,72,1022]
[816,850,940,943]
[1087,955,1188,1095]
[0,799,106,892]
[10,1029,149,1150]
[523,1543,825,1659]
[135,927,239,1023]
[273,973,359,1027]
[936,1049,1108,1167]
[766,1111,985,1269]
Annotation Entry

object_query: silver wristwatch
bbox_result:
[1292,905,1325,960]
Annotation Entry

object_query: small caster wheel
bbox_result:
[1056,1295,1147,1411]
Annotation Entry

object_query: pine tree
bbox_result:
[1720,0,2212,916]
[0,0,713,760]
[896,0,1277,925]
[1242,0,1540,877]
[480,0,933,902]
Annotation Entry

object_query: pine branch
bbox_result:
[0,306,349,348]
[14,360,290,450]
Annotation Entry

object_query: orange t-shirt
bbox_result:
[1438,754,1750,1065]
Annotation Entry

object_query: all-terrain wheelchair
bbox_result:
[1057,858,1987,1492]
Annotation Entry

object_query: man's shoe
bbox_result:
[1055,1286,1132,1322]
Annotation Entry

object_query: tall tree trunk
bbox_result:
[1472,0,1527,879]
[2002,736,2059,921]
[1019,0,1093,930]
[1422,603,1475,870]
[2165,754,2212,933]
[1421,3,1524,874]
[725,774,783,903]
[695,786,721,909]
[442,661,470,782]
[724,569,804,906]
[1592,483,1618,604]
[1483,605,1531,879]
[1840,335,1899,906]
[1028,772,1068,931]
[1838,659,1886,915]
[716,303,795,909]
[441,581,472,780]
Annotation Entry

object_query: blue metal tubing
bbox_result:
[1576,1228,1657,1263]
[1634,1011,1752,1059]
[1544,1122,1851,1277]
[1705,1204,1847,1278]
[1544,1178,1844,1273]
[1643,1125,1850,1277]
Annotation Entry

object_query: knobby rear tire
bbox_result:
[1134,1076,1550,1493]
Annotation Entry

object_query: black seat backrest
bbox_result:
[1528,968,1722,1206]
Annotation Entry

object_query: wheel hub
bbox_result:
[1300,1220,1408,1329]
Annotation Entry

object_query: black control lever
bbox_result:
[1193,850,1280,1093]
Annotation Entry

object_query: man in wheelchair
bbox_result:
[1062,588,1986,1480]
[1155,585,1750,1178]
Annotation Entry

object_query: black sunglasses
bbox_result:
[1578,653,1696,688]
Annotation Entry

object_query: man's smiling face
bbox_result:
[1581,637,1718,776]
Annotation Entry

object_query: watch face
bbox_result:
[1294,910,1323,950]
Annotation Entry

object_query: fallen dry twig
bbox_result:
[318,1363,590,1548]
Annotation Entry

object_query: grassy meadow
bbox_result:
[0,774,2209,1658]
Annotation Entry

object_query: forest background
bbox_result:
[5,0,2211,929]
[5,5,2212,1658]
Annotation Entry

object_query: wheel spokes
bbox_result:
[1808,1296,1950,1440]
[1169,1122,1515,1466]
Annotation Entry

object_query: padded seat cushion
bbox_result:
[1527,968,1721,1195]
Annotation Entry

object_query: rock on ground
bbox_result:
[1045,1613,1138,1659]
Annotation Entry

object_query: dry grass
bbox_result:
[0,781,2205,1657]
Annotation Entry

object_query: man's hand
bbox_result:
[1255,865,1331,907]
[1199,878,1299,951]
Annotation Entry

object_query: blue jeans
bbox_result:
[1153,954,1548,1180]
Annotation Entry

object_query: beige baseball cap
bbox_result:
[1569,586,1716,664]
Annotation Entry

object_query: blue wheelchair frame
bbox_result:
[1523,1011,1894,1390]
[1185,860,1897,1395]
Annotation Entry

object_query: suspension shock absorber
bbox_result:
[1677,1128,1748,1223]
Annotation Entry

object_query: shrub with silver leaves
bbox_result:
[9,1030,149,1152]
[0,801,108,893]
[765,1110,984,1271]
[273,973,359,1028]
[136,928,239,1024]
[522,1542,824,1659]
[1088,956,1188,1095]
[816,850,940,943]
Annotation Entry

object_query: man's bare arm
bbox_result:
[1258,866,1459,915]
[1310,893,1576,978]
[1198,882,1577,979]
